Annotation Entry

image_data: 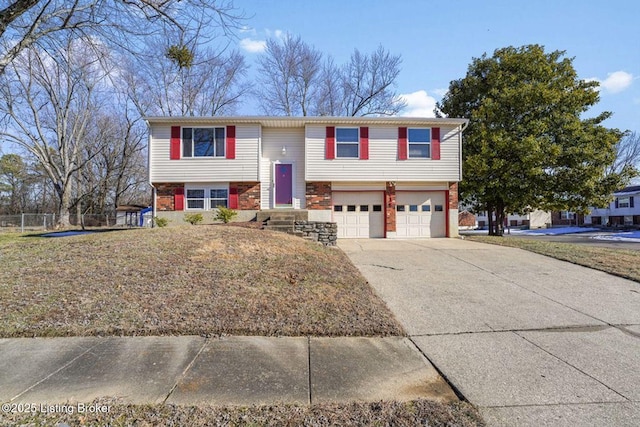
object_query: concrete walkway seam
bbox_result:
[163,338,209,404]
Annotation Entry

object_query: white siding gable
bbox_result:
[149,124,260,183]
[260,127,306,209]
[304,125,461,182]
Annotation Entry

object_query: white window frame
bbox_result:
[182,127,226,158]
[407,128,431,159]
[560,211,574,220]
[335,127,360,159]
[185,184,229,210]
[618,197,630,208]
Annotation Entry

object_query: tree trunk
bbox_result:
[55,183,72,229]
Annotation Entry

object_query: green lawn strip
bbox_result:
[0,226,404,338]
[0,399,484,427]
[466,235,640,283]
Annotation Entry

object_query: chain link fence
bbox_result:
[0,212,150,232]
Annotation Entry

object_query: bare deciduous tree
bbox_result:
[256,34,322,116]
[0,35,113,227]
[257,35,405,117]
[127,22,251,117]
[608,131,640,178]
[0,0,245,76]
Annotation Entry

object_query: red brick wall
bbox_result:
[458,211,476,227]
[448,182,459,209]
[306,182,332,209]
[155,183,183,211]
[385,182,396,233]
[232,182,261,210]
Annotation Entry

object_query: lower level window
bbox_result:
[210,189,228,208]
[186,187,228,210]
[186,189,205,209]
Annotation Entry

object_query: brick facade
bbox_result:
[448,182,458,209]
[385,181,397,233]
[306,182,332,209]
[155,183,183,211]
[232,182,261,210]
[551,211,585,226]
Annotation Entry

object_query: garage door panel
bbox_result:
[396,192,446,238]
[333,192,384,239]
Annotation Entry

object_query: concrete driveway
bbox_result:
[339,238,640,427]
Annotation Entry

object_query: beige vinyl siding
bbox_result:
[260,127,306,209]
[305,125,461,182]
[149,124,260,183]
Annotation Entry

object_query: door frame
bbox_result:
[273,160,296,208]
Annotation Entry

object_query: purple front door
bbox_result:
[275,163,293,206]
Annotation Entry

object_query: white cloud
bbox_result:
[432,88,448,97]
[398,90,438,117]
[239,26,257,35]
[239,38,266,53]
[265,29,284,39]
[587,71,633,94]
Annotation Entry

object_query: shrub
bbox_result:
[214,207,238,224]
[154,217,169,227]
[184,213,203,225]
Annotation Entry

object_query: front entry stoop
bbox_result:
[260,210,308,236]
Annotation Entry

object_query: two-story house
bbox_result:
[147,116,468,238]
[586,185,640,226]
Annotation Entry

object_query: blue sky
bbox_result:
[232,0,639,133]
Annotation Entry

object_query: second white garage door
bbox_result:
[396,192,446,238]
[333,192,384,238]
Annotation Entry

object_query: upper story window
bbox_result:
[182,127,225,158]
[618,197,630,208]
[408,128,431,158]
[336,128,359,158]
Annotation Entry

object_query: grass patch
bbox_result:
[0,226,404,338]
[466,235,640,283]
[0,398,484,427]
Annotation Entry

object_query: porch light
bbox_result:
[281,145,287,156]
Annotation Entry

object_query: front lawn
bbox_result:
[0,226,404,337]
[466,235,640,283]
[1,398,484,427]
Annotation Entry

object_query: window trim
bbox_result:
[182,126,226,158]
[335,127,360,159]
[407,127,431,159]
[185,184,229,210]
[618,197,630,209]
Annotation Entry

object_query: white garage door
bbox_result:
[396,192,446,238]
[333,192,384,238]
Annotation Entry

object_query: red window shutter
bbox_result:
[360,127,369,160]
[170,126,181,160]
[226,125,236,159]
[174,187,184,211]
[431,127,441,160]
[398,127,408,160]
[229,186,239,209]
[325,126,335,160]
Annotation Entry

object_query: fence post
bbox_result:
[44,214,46,230]
[21,213,24,233]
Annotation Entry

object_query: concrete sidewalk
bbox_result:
[340,238,640,427]
[0,335,457,406]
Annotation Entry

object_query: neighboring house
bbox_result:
[146,116,468,238]
[458,210,476,229]
[551,211,586,226]
[586,185,640,226]
[475,210,551,229]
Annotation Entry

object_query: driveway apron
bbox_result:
[339,238,640,427]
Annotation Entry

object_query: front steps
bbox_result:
[259,210,309,236]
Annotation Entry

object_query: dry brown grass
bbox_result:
[466,235,640,283]
[0,398,485,427]
[0,226,404,338]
